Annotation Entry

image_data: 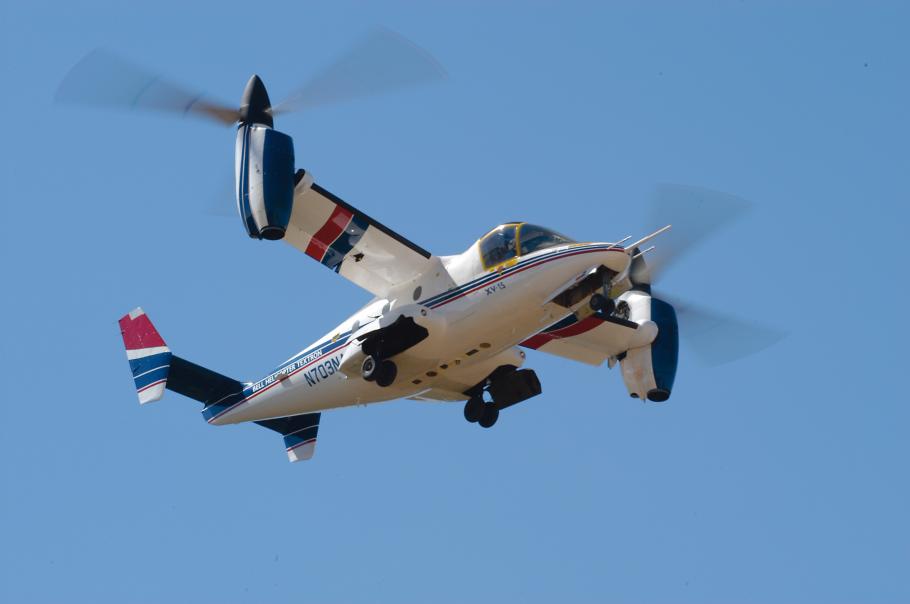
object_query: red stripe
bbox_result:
[521,315,603,349]
[119,312,166,350]
[137,379,166,393]
[552,315,603,338]
[287,438,317,452]
[521,333,551,349]
[305,206,353,261]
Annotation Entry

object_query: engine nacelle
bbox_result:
[619,290,679,402]
[235,124,296,240]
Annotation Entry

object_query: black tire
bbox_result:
[362,355,378,381]
[602,297,616,315]
[463,396,484,423]
[478,404,499,428]
[589,293,608,311]
[375,360,397,387]
[591,293,616,316]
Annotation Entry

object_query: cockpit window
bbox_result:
[479,224,518,269]
[519,224,574,255]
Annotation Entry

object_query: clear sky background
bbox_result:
[1,2,908,603]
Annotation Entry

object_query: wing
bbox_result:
[284,173,433,297]
[521,313,642,366]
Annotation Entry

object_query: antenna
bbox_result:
[631,245,656,260]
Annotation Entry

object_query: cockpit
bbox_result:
[478,223,575,269]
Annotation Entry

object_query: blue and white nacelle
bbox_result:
[618,289,679,402]
[235,75,296,241]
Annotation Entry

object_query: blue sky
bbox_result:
[2,2,908,602]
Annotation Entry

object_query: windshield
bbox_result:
[479,224,518,268]
[519,224,574,255]
[479,223,574,269]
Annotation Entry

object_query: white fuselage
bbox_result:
[206,242,629,425]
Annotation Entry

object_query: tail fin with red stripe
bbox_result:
[118,307,172,404]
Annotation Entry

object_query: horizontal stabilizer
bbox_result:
[168,356,247,423]
[256,413,322,462]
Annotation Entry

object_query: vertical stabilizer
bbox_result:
[256,413,322,462]
[118,307,172,404]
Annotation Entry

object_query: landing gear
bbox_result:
[463,367,541,429]
[463,396,484,423]
[361,355,377,380]
[464,397,499,428]
[375,361,397,387]
[478,404,499,428]
[362,355,397,387]
[589,293,615,316]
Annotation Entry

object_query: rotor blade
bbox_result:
[646,185,752,279]
[273,27,447,113]
[665,295,787,366]
[55,49,239,125]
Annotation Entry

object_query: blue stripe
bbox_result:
[128,351,171,392]
[133,366,170,390]
[201,391,247,422]
[285,425,319,451]
[128,352,171,377]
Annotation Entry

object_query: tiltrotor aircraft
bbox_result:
[58,31,779,462]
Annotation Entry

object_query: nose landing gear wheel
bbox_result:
[361,355,377,381]
[589,293,615,316]
[362,356,397,387]
[478,404,499,428]
[464,396,484,423]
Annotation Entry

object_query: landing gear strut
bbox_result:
[362,355,397,387]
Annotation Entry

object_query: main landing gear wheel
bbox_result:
[375,360,397,387]
[478,404,499,428]
[362,356,397,387]
[589,293,615,316]
[464,396,484,423]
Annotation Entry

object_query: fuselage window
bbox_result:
[480,224,518,269]
[519,224,574,256]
